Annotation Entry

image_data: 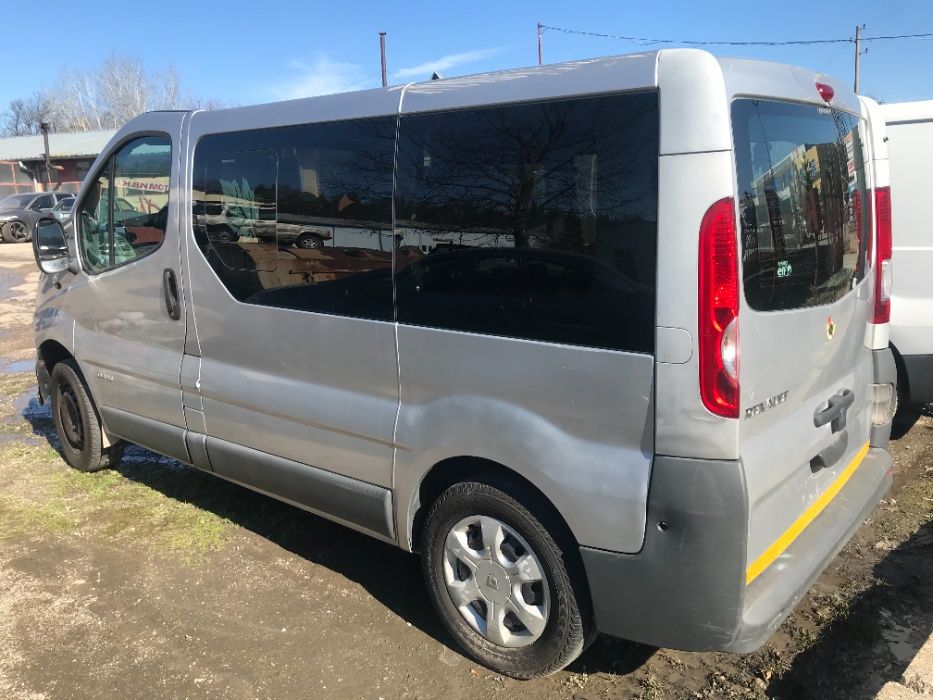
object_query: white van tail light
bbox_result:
[698,197,739,418]
[872,186,893,324]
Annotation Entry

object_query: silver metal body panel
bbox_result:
[715,59,877,567]
[393,326,654,553]
[182,106,400,490]
[41,113,189,444]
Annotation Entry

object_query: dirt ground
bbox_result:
[0,242,930,700]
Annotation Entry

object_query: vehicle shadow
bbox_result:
[768,518,933,699]
[21,392,652,677]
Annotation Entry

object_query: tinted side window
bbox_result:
[78,135,171,274]
[33,194,55,209]
[394,92,659,353]
[732,100,869,311]
[192,117,396,320]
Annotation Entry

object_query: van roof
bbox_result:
[192,49,854,121]
[879,100,933,124]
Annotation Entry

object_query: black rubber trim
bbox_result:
[185,432,212,472]
[205,436,394,540]
[99,406,190,463]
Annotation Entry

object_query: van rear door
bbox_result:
[732,98,875,582]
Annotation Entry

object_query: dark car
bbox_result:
[0,191,72,243]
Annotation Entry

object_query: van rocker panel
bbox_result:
[100,406,190,464]
[581,449,890,651]
[205,437,395,541]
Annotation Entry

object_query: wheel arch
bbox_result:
[889,341,910,404]
[407,455,581,558]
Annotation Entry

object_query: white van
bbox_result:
[30,50,896,678]
[879,100,933,422]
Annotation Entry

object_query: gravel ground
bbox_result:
[0,242,930,699]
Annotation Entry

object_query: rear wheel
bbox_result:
[295,232,324,249]
[50,359,124,472]
[421,478,591,679]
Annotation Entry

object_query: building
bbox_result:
[0,129,116,198]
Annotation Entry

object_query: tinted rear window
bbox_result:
[733,99,869,311]
[395,91,659,353]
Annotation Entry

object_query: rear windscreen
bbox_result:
[732,99,869,311]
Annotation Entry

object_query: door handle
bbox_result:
[162,268,181,321]
[813,389,855,433]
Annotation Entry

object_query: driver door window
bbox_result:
[78,135,171,274]
[31,194,54,211]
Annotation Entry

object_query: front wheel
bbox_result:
[421,478,591,679]
[50,359,125,472]
[4,220,29,243]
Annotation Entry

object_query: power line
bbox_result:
[538,23,933,47]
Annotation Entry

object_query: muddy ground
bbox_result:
[0,242,930,700]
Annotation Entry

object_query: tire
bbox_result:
[295,232,324,249]
[4,220,29,243]
[421,477,592,679]
[50,359,125,472]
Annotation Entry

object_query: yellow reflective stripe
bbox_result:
[745,441,871,585]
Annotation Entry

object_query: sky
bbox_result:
[1,0,931,111]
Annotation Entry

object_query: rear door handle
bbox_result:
[162,268,181,321]
[813,389,855,433]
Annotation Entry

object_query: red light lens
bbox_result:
[698,197,739,418]
[872,187,892,324]
[816,82,835,102]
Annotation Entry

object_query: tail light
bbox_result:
[698,197,739,418]
[872,187,892,324]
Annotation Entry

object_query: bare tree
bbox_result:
[1,91,54,136]
[0,55,225,136]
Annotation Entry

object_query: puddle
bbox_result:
[2,359,33,374]
[8,386,187,469]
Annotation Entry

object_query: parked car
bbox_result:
[0,191,70,242]
[50,195,76,222]
[879,100,933,431]
[29,50,897,679]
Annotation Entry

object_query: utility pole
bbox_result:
[379,32,388,87]
[853,24,863,93]
[39,122,54,188]
[537,22,543,65]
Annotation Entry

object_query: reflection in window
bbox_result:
[394,92,659,353]
[78,135,171,274]
[733,100,869,311]
[192,117,397,320]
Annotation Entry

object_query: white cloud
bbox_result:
[394,47,502,79]
[270,55,371,100]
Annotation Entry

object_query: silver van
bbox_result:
[30,49,897,678]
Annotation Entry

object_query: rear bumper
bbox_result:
[902,353,933,406]
[581,448,891,652]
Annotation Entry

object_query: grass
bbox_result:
[0,435,233,561]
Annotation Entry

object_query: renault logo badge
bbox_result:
[486,574,499,591]
[826,316,837,341]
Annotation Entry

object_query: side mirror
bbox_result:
[32,218,75,274]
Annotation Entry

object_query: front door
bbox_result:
[69,119,187,460]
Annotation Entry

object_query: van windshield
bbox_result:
[732,99,870,311]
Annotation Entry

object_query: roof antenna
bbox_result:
[431,71,445,80]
